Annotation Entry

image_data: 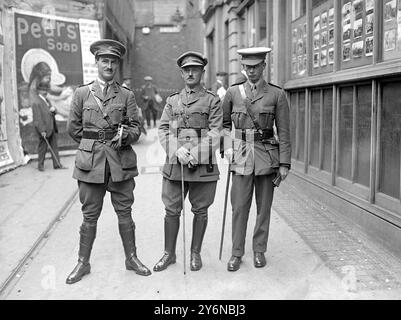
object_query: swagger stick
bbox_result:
[43,136,63,168]
[219,165,231,260]
[180,162,187,275]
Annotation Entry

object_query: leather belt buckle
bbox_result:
[98,130,105,141]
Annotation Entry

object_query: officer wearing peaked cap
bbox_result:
[154,51,223,272]
[222,47,291,271]
[66,39,151,284]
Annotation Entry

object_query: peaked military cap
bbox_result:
[144,76,153,81]
[90,39,126,59]
[176,51,208,68]
[237,47,272,66]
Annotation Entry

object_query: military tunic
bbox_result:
[67,80,141,224]
[158,86,222,217]
[222,79,291,257]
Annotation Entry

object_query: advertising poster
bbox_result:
[291,23,307,76]
[0,44,13,168]
[0,44,5,141]
[14,10,98,154]
[0,8,3,44]
[383,0,401,57]
[0,141,13,168]
[79,18,101,84]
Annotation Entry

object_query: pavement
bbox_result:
[1,127,401,300]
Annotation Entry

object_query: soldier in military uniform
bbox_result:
[222,47,291,272]
[154,51,222,272]
[66,39,151,284]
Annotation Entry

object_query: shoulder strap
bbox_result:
[88,84,114,128]
[239,84,263,134]
[177,94,190,128]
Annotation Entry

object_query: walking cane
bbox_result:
[219,165,231,260]
[43,136,63,168]
[180,162,187,275]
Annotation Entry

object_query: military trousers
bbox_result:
[161,177,217,218]
[230,172,275,257]
[37,132,60,169]
[78,160,135,225]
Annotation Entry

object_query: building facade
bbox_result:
[131,0,204,112]
[202,0,401,257]
[0,0,136,173]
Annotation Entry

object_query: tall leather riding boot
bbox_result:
[153,216,180,272]
[119,221,151,276]
[190,215,208,271]
[66,223,97,284]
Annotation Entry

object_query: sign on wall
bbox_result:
[14,10,100,154]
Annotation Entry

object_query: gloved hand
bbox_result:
[224,148,234,163]
[279,166,289,181]
[41,132,47,138]
[176,146,191,165]
[110,126,129,149]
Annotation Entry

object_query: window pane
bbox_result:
[298,91,306,161]
[379,81,401,199]
[290,92,297,158]
[259,0,267,41]
[338,86,353,180]
[355,84,371,187]
[322,88,333,172]
[310,90,321,168]
[292,0,306,21]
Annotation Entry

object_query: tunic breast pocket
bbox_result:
[259,106,275,128]
[82,105,99,125]
[107,105,124,124]
[231,110,249,128]
[187,111,209,128]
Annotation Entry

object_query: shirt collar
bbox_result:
[248,78,263,90]
[97,78,114,87]
[185,85,202,94]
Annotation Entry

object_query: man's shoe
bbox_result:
[227,256,241,272]
[190,252,202,271]
[254,252,266,268]
[66,261,91,284]
[153,252,176,272]
[126,255,151,276]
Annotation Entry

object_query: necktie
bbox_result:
[103,83,109,98]
[251,84,257,98]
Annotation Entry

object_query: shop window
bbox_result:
[355,84,371,187]
[340,0,374,69]
[379,81,401,199]
[259,0,267,43]
[322,88,333,172]
[290,92,297,158]
[310,90,321,168]
[291,0,307,78]
[382,0,401,61]
[337,84,372,186]
[292,0,306,21]
[312,0,335,75]
[247,4,256,47]
[338,86,353,180]
[298,91,306,162]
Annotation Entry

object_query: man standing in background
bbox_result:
[30,62,64,172]
[140,76,160,128]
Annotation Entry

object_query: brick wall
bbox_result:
[131,1,204,114]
